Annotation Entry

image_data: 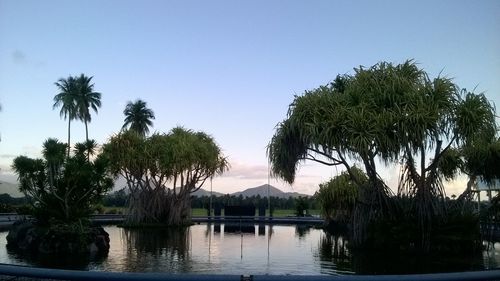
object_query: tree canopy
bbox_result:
[12,138,113,223]
[103,127,229,225]
[316,167,367,223]
[268,60,497,250]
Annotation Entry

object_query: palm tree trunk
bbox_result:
[85,119,88,143]
[85,119,89,161]
[67,118,71,159]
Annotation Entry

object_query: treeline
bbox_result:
[101,189,317,211]
[191,194,317,211]
[0,193,27,212]
[1,190,318,214]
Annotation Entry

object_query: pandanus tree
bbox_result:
[12,138,113,223]
[268,60,497,250]
[103,127,229,225]
[122,99,155,137]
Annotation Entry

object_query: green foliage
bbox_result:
[462,138,500,184]
[268,60,497,251]
[102,188,128,207]
[436,148,463,181]
[103,127,229,225]
[188,194,317,212]
[294,196,308,216]
[11,139,113,224]
[0,193,27,206]
[316,167,366,222]
[0,203,14,212]
[104,128,229,190]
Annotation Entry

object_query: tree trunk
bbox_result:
[166,191,192,225]
[67,118,71,159]
[124,187,192,226]
[349,154,393,248]
[85,119,89,161]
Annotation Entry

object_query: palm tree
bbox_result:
[74,74,101,158]
[54,76,78,158]
[122,99,155,137]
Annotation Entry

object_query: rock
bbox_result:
[6,220,35,248]
[6,221,110,256]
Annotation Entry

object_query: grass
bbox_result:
[100,206,126,214]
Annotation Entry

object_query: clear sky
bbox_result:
[0,0,499,195]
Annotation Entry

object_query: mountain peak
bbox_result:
[191,184,308,198]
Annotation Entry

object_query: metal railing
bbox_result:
[0,214,324,228]
[2,264,500,281]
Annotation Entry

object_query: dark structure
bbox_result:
[224,223,255,234]
[225,206,255,217]
[214,204,222,217]
[258,206,266,217]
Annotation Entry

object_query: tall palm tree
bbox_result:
[74,74,101,148]
[122,99,155,137]
[54,76,78,158]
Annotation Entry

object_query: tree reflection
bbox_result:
[295,225,311,238]
[317,230,486,274]
[317,231,351,273]
[121,227,190,272]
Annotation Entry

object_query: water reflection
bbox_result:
[484,242,500,269]
[316,230,487,274]
[295,225,311,238]
[223,223,254,234]
[316,233,351,274]
[5,246,107,270]
[119,227,190,272]
[1,224,499,275]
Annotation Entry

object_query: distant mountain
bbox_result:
[0,180,23,197]
[192,185,308,198]
[191,188,224,197]
[232,184,308,199]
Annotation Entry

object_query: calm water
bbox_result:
[2,223,500,275]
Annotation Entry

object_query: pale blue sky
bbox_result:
[0,0,499,195]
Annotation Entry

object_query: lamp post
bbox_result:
[267,161,271,217]
[209,177,213,217]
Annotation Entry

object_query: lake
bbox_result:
[2,223,500,275]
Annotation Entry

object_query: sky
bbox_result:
[0,0,499,196]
